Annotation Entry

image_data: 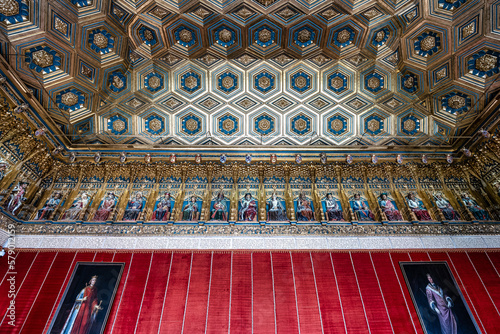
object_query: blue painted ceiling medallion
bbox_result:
[442,92,471,114]
[108,114,128,135]
[254,114,275,135]
[468,50,500,78]
[327,115,347,135]
[181,114,202,135]
[327,73,347,93]
[145,115,164,135]
[372,28,389,47]
[71,0,92,7]
[180,71,201,93]
[414,32,440,57]
[438,0,466,10]
[254,72,275,93]
[218,114,239,136]
[0,0,28,24]
[217,72,238,93]
[365,72,384,93]
[254,26,275,48]
[139,26,158,46]
[332,27,354,48]
[108,71,127,93]
[402,73,418,93]
[291,72,311,92]
[215,26,236,47]
[294,27,315,48]
[144,72,163,92]
[291,114,311,135]
[56,88,85,111]
[25,46,61,74]
[175,26,196,47]
[88,29,114,55]
[365,115,384,135]
[401,115,420,135]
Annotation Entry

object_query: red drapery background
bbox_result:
[0,249,499,334]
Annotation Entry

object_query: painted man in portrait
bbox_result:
[425,273,457,334]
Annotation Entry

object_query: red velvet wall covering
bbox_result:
[0,249,499,334]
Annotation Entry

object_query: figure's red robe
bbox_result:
[71,285,98,334]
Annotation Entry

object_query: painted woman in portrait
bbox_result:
[61,275,102,334]
[61,193,90,221]
[406,193,431,221]
[93,192,117,221]
[122,192,145,221]
[296,193,314,221]
[182,195,199,221]
[35,192,62,220]
[152,192,172,221]
[351,193,374,221]
[211,192,228,221]
[379,193,402,221]
[461,194,490,220]
[434,194,460,221]
[239,193,257,221]
[425,273,457,334]
[325,193,343,221]
[267,193,287,221]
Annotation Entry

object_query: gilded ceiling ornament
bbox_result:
[294,76,307,89]
[236,54,255,65]
[221,75,235,89]
[147,75,161,89]
[148,118,162,132]
[331,119,344,132]
[218,28,233,43]
[142,28,154,42]
[237,98,255,109]
[311,55,330,66]
[275,99,292,108]
[258,28,272,43]
[0,0,19,16]
[367,119,380,132]
[321,9,337,20]
[436,67,447,80]
[475,54,497,72]
[363,8,380,19]
[274,54,292,65]
[278,8,296,20]
[199,54,218,66]
[367,76,380,89]
[462,22,475,38]
[32,50,54,68]
[80,65,93,79]
[163,54,180,65]
[294,118,307,132]
[129,53,140,62]
[61,92,79,106]
[93,33,108,49]
[127,98,143,108]
[113,119,126,132]
[151,7,168,19]
[236,7,253,19]
[386,52,398,64]
[201,98,217,109]
[404,119,416,132]
[404,76,415,89]
[258,119,271,131]
[256,0,276,6]
[420,35,436,51]
[348,55,367,65]
[448,95,466,109]
[112,75,124,89]
[178,29,193,43]
[165,99,181,109]
[112,6,124,18]
[185,118,199,132]
[330,76,344,90]
[54,17,68,35]
[258,76,271,89]
[406,10,416,21]
[348,99,365,109]
[184,75,198,89]
[222,119,234,132]
[193,7,210,18]
[297,29,311,43]
[375,30,385,43]
[385,98,401,108]
[336,29,351,44]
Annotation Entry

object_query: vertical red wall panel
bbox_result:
[351,252,393,334]
[310,252,346,334]
[93,251,115,262]
[271,252,300,334]
[229,253,252,334]
[0,251,57,333]
[42,251,96,334]
[18,252,75,333]
[205,253,231,334]
[252,252,276,334]
[182,252,212,334]
[158,252,192,334]
[370,252,419,334]
[407,252,430,262]
[388,252,425,334]
[485,251,500,274]
[468,252,500,310]
[291,252,323,334]
[135,252,172,333]
[103,252,133,334]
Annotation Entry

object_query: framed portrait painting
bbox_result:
[47,262,124,334]
[400,262,481,334]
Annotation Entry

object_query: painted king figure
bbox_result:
[296,193,314,221]
[35,192,62,220]
[122,192,144,221]
[61,193,90,221]
[211,192,227,221]
[461,194,490,220]
[152,192,172,221]
[93,192,117,221]
[434,194,460,221]
[351,194,374,221]
[325,193,343,221]
[379,194,402,221]
[182,196,199,221]
[267,193,287,221]
[239,193,257,221]
[406,193,431,221]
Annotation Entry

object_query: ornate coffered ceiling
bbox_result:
[1,0,500,154]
